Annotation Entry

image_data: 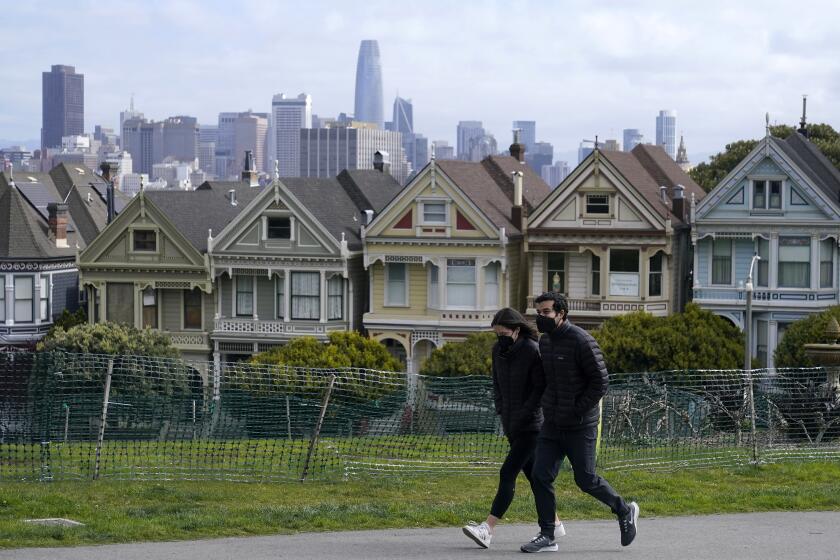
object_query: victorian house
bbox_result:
[692,124,840,368]
[524,145,705,329]
[362,142,550,373]
[0,164,121,350]
[77,154,401,369]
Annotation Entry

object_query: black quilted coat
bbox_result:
[492,336,545,436]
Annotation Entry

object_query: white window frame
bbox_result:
[275,274,285,319]
[445,258,477,309]
[40,275,50,321]
[648,252,663,298]
[608,249,640,297]
[484,262,500,308]
[710,238,734,286]
[235,276,254,317]
[384,263,408,307]
[778,236,811,289]
[182,288,203,331]
[14,276,34,323]
[0,276,5,322]
[820,238,835,289]
[756,237,770,288]
[428,264,440,309]
[291,271,321,320]
[584,193,610,215]
[750,177,785,212]
[420,200,448,225]
[327,274,344,320]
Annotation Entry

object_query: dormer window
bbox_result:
[585,194,609,215]
[753,180,782,210]
[422,202,446,224]
[133,230,157,251]
[267,217,291,239]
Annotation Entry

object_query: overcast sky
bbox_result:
[2,0,839,163]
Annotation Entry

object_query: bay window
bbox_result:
[291,272,320,320]
[820,238,834,288]
[712,239,732,285]
[327,275,343,320]
[0,277,4,321]
[591,254,601,296]
[428,264,440,308]
[649,253,663,297]
[40,276,50,321]
[385,263,407,306]
[236,276,253,316]
[106,283,134,325]
[142,287,157,328]
[778,237,811,288]
[275,275,285,319]
[609,249,640,297]
[14,276,33,323]
[446,258,476,308]
[183,288,202,330]
[546,253,565,293]
[484,262,500,308]
[756,238,769,287]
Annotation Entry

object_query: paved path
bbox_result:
[2,511,838,559]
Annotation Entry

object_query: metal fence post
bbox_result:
[300,374,336,482]
[93,359,114,480]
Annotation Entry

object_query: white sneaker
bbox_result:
[462,521,492,548]
[555,520,566,537]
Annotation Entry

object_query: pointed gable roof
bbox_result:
[775,132,840,203]
[435,155,551,234]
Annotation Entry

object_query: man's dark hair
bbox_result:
[534,291,568,318]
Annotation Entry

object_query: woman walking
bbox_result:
[462,308,565,549]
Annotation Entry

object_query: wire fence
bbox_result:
[1,351,839,482]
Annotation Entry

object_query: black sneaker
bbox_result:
[520,533,558,553]
[618,501,639,546]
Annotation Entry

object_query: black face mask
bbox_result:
[536,315,557,334]
[497,335,515,351]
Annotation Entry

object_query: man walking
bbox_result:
[521,292,638,553]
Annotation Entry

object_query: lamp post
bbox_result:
[744,254,761,463]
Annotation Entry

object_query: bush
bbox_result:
[46,308,87,337]
[37,321,179,358]
[419,332,496,377]
[593,303,745,373]
[774,306,840,368]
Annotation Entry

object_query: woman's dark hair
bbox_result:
[533,291,569,319]
[491,307,538,341]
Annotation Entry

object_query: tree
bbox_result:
[593,303,745,373]
[774,306,840,368]
[250,331,402,371]
[419,332,496,377]
[45,307,87,338]
[37,321,178,358]
[689,123,840,192]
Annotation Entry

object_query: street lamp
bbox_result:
[744,254,761,463]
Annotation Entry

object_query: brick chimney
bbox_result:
[509,129,526,163]
[47,202,69,248]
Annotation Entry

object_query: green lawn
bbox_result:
[1,462,839,548]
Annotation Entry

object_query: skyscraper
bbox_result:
[433,141,455,160]
[541,161,570,188]
[162,116,199,165]
[272,93,312,177]
[655,110,677,160]
[119,96,143,138]
[41,65,84,152]
[354,40,384,128]
[512,120,536,153]
[392,96,413,134]
[529,141,554,173]
[623,128,643,152]
[457,121,484,160]
[216,112,238,179]
[234,112,269,173]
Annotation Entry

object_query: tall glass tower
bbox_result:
[354,40,384,128]
[655,110,677,160]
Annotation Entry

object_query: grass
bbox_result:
[1,461,839,548]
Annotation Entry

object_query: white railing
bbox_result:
[693,286,837,306]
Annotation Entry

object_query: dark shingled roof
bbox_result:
[337,169,403,213]
[145,181,264,252]
[49,163,129,244]
[775,133,840,203]
[436,156,551,234]
[599,145,706,224]
[0,169,106,259]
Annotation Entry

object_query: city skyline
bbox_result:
[3,0,840,164]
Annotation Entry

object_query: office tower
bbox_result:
[354,40,384,128]
[119,96,143,138]
[512,120,536,153]
[300,125,409,184]
[528,141,553,174]
[468,134,497,162]
[541,161,570,188]
[198,142,216,177]
[121,118,164,175]
[232,112,269,173]
[676,134,691,172]
[216,112,238,179]
[42,65,84,152]
[412,134,429,169]
[578,142,595,164]
[272,93,312,177]
[162,116,199,165]
[393,96,413,134]
[602,139,620,151]
[434,141,455,160]
[656,109,677,159]
[457,121,485,160]
[623,128,643,152]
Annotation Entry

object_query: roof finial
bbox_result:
[798,95,808,138]
[430,141,436,161]
[765,112,770,138]
[274,159,279,180]
[594,135,599,150]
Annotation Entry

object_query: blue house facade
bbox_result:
[692,129,840,368]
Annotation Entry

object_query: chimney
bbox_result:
[797,95,809,138]
[672,184,685,220]
[659,185,668,204]
[509,129,526,163]
[364,209,374,225]
[241,150,258,187]
[511,171,524,230]
[47,202,69,248]
[228,189,237,206]
[373,150,391,174]
[100,162,115,224]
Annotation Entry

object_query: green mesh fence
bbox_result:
[1,351,839,482]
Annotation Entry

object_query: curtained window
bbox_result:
[447,258,476,307]
[778,237,811,288]
[14,277,34,323]
[422,202,446,224]
[820,238,834,288]
[106,283,134,325]
[385,264,407,306]
[712,239,732,285]
[428,264,440,308]
[484,262,500,308]
[327,275,343,320]
[546,253,565,293]
[236,276,253,316]
[291,272,320,320]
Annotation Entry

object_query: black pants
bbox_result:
[532,425,628,538]
[489,431,538,519]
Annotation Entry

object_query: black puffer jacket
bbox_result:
[538,320,608,431]
[492,337,545,436]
